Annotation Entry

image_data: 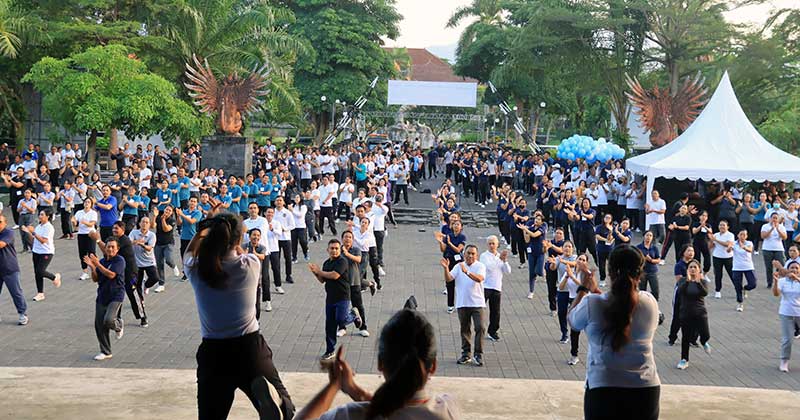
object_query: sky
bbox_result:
[386,0,799,61]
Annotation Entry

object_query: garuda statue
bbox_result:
[184,54,270,136]
[626,72,708,147]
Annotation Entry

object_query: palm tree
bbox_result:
[149,0,311,120]
[0,0,26,58]
[447,0,505,57]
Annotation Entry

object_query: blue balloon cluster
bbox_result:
[556,135,625,163]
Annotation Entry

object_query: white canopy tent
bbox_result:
[626,71,800,202]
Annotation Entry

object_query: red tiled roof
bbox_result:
[384,48,477,83]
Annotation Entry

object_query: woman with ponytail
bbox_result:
[296,309,461,420]
[567,244,660,420]
[184,212,294,420]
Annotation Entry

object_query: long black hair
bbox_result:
[603,245,644,352]
[366,309,437,419]
[194,212,243,289]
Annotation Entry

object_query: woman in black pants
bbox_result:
[691,210,713,275]
[573,198,598,265]
[26,211,62,301]
[676,260,712,370]
[185,212,294,420]
[73,197,98,281]
[290,194,309,261]
[670,204,693,261]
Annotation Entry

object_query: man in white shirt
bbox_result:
[645,190,667,247]
[318,175,337,235]
[45,146,62,187]
[138,160,152,190]
[273,197,296,284]
[264,208,288,295]
[243,203,284,295]
[366,198,388,273]
[761,212,787,288]
[480,236,511,341]
[440,244,487,366]
[337,177,355,220]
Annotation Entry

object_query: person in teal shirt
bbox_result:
[155,179,172,211]
[178,168,191,208]
[121,185,141,234]
[176,196,203,279]
[214,184,233,212]
[270,178,281,204]
[169,173,181,209]
[257,175,271,213]
[227,176,243,214]
[245,174,258,209]
[138,187,151,221]
[753,191,772,252]
[198,192,212,217]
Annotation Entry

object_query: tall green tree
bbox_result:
[22,45,206,175]
[286,0,402,140]
[447,0,505,58]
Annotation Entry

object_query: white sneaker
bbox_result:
[779,360,790,372]
[115,319,124,340]
[744,291,748,299]
[275,286,286,295]
[441,288,447,295]
[18,314,29,326]
[173,265,181,278]
[53,273,61,288]
[550,310,557,317]
[518,263,525,269]
[378,266,386,276]
[506,244,512,249]
[754,251,759,255]
[12,225,19,230]
[32,293,45,302]
[527,292,534,299]
[79,272,89,281]
[677,359,689,370]
[358,329,370,337]
[154,285,165,293]
[447,306,455,314]
[714,291,721,299]
[337,328,347,337]
[703,342,712,354]
[93,353,112,361]
[265,301,273,312]
[736,303,743,312]
[599,281,606,288]
[568,356,580,366]
[658,261,666,266]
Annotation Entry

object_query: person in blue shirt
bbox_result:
[435,218,466,314]
[227,176,243,215]
[668,244,696,346]
[176,197,203,277]
[95,185,119,241]
[177,168,191,209]
[138,188,151,222]
[270,178,281,205]
[752,191,771,252]
[519,214,546,298]
[214,184,233,212]
[257,175,271,214]
[85,238,125,360]
[155,179,172,211]
[121,185,142,234]
[637,230,662,312]
[246,174,259,209]
[168,173,181,210]
[353,158,368,192]
[573,198,597,264]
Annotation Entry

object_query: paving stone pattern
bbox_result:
[1,175,799,391]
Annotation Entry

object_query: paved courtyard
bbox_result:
[1,177,799,394]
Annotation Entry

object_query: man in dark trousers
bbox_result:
[84,237,125,360]
[308,239,362,361]
[661,192,691,260]
[90,221,145,328]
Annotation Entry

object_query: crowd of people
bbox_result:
[3,138,800,419]
[430,142,800,375]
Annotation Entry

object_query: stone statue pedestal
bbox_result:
[201,135,253,177]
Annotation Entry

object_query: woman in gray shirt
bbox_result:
[568,244,660,420]
[184,212,294,419]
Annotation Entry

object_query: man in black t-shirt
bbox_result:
[308,239,362,361]
[153,206,180,291]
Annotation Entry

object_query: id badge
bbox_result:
[16,191,22,196]
[527,247,532,254]
[454,254,462,262]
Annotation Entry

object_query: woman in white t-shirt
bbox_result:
[24,211,62,301]
[562,252,597,366]
[289,193,309,262]
[761,212,788,288]
[732,229,757,312]
[773,261,800,372]
[295,309,461,420]
[72,196,98,280]
[310,180,321,241]
[708,220,734,299]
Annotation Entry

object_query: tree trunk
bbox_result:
[0,88,25,151]
[109,128,119,170]
[668,60,680,97]
[87,129,98,177]
[532,111,541,145]
[545,118,554,143]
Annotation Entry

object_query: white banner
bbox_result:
[387,80,477,108]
